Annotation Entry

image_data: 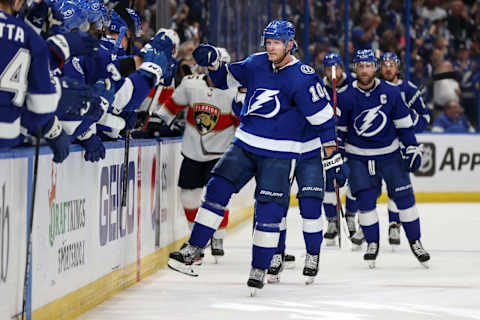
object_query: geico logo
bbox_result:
[99,161,136,246]
[439,147,480,171]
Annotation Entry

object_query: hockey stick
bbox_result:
[114,1,135,232]
[331,66,346,249]
[21,128,40,320]
[407,71,457,108]
[199,135,224,156]
[142,85,163,131]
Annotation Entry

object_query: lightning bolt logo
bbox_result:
[246,89,281,118]
[354,105,387,137]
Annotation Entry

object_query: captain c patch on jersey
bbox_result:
[193,103,220,134]
[353,105,387,137]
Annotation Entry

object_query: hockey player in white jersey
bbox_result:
[337,49,430,269]
[158,72,242,263]
[379,52,430,247]
[168,20,347,295]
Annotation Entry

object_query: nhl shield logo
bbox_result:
[193,103,220,135]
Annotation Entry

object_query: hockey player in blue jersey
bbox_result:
[168,20,346,294]
[320,52,361,246]
[337,49,430,269]
[379,52,431,247]
[0,0,98,162]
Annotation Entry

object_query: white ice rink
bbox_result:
[80,203,480,320]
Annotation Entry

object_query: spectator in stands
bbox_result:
[453,42,477,126]
[352,13,380,51]
[432,100,476,132]
[446,0,475,48]
[418,0,447,23]
[433,61,461,113]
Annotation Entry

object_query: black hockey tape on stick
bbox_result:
[407,71,457,107]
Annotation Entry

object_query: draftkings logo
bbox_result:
[415,142,435,177]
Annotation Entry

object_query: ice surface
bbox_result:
[79,203,480,320]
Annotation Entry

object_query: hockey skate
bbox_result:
[345,215,357,238]
[364,242,379,269]
[267,253,284,284]
[180,242,204,266]
[247,268,266,297]
[350,227,365,251]
[388,222,401,246]
[409,240,430,268]
[168,243,203,277]
[210,237,224,264]
[303,253,319,285]
[324,219,338,246]
[284,253,296,269]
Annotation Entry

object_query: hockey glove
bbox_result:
[323,150,350,187]
[56,77,93,116]
[47,32,99,61]
[403,144,423,172]
[138,48,168,87]
[144,31,173,56]
[162,56,178,86]
[79,134,105,162]
[80,79,115,122]
[43,117,70,163]
[26,1,49,35]
[192,44,221,69]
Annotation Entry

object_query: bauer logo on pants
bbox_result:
[415,142,435,177]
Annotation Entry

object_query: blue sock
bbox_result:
[388,210,400,223]
[300,198,323,255]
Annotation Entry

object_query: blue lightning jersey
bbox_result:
[209,52,336,159]
[0,10,60,147]
[337,79,418,160]
[397,80,430,133]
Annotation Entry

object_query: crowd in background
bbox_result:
[147,0,480,133]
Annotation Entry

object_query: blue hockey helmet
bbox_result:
[109,8,142,37]
[53,0,90,33]
[353,49,377,69]
[323,52,343,67]
[82,0,109,30]
[379,52,400,67]
[262,19,297,52]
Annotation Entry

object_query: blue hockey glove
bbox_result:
[47,32,99,60]
[192,44,220,69]
[162,56,178,86]
[145,31,173,55]
[56,77,93,116]
[26,1,49,34]
[138,48,168,86]
[80,79,115,121]
[403,144,423,172]
[42,117,70,163]
[323,150,350,187]
[79,134,105,162]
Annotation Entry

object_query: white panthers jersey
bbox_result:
[159,74,240,162]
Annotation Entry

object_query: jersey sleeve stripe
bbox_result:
[226,65,242,88]
[112,77,134,113]
[393,115,413,129]
[305,103,334,125]
[0,118,21,139]
[26,92,60,114]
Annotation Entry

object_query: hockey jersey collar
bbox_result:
[323,72,348,89]
[352,78,381,95]
[271,56,299,72]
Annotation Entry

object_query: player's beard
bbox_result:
[269,49,288,65]
[357,72,375,87]
[382,71,396,82]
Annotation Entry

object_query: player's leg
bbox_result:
[348,158,381,268]
[381,153,430,267]
[168,145,254,275]
[267,208,287,283]
[248,156,293,293]
[346,186,364,247]
[322,178,338,246]
[294,153,324,284]
[387,198,401,246]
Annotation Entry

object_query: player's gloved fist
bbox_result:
[26,1,49,34]
[323,149,350,187]
[79,79,116,121]
[192,44,221,69]
[403,144,423,172]
[56,77,93,116]
[79,134,105,162]
[42,117,71,163]
[138,48,168,86]
[144,31,173,55]
[47,32,99,60]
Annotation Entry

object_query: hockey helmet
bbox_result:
[323,52,343,67]
[353,49,377,68]
[379,52,400,67]
[53,0,90,33]
[82,0,109,30]
[156,28,180,57]
[262,19,297,52]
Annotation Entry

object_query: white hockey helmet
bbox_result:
[156,28,180,57]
